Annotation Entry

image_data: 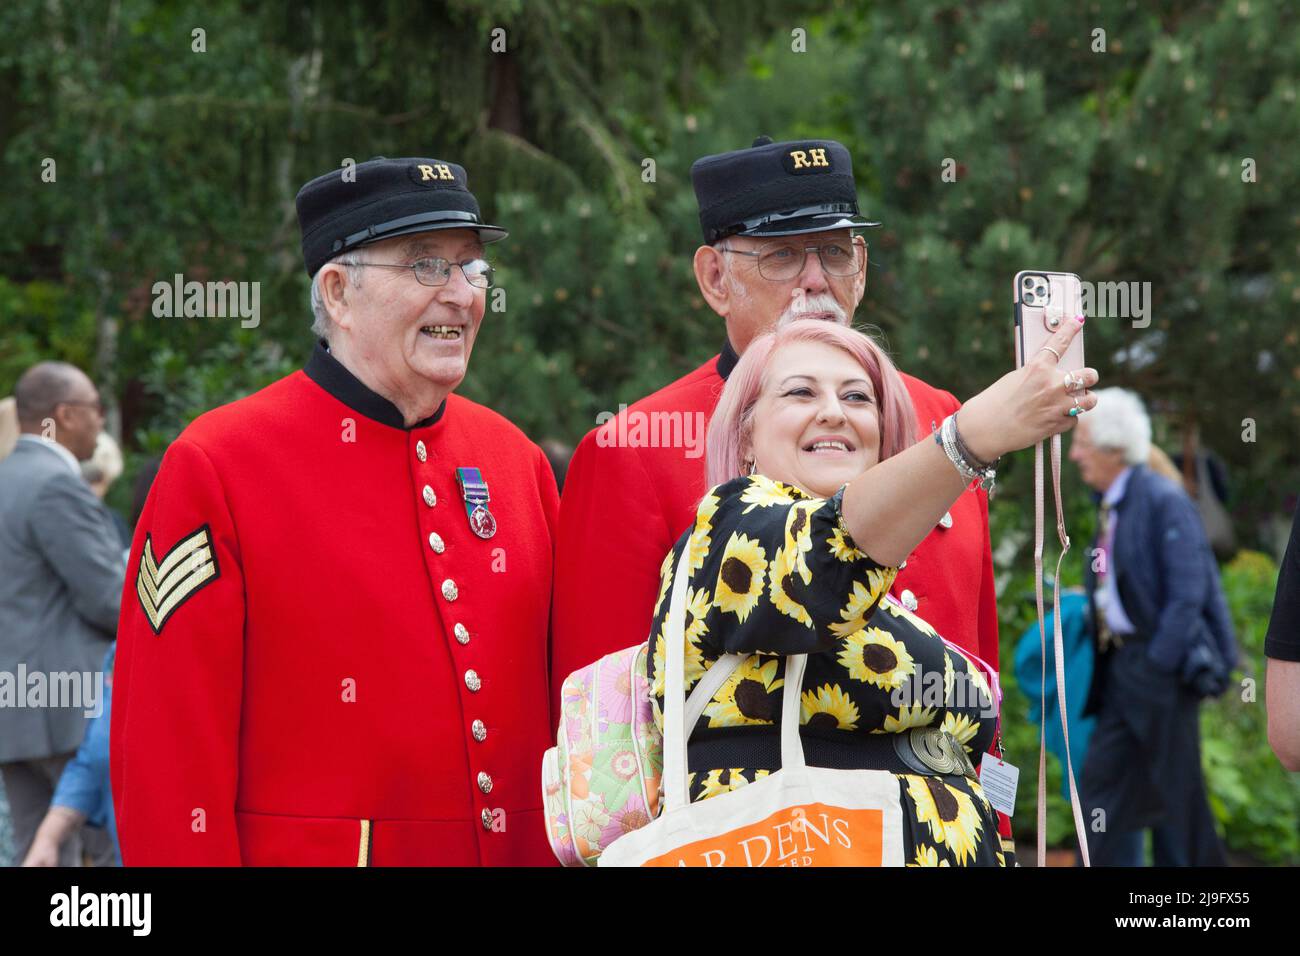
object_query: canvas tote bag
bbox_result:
[600,545,905,867]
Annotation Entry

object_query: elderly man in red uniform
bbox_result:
[552,136,1014,858]
[111,157,558,865]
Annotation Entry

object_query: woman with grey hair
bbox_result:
[80,431,124,499]
[1069,387,1236,866]
[0,397,17,461]
[80,432,130,551]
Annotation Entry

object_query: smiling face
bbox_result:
[695,228,867,354]
[745,339,882,498]
[331,228,488,407]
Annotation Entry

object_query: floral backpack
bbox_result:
[541,642,743,866]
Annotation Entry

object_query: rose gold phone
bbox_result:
[1013,270,1085,372]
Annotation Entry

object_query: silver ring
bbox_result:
[1038,345,1062,361]
[1063,371,1079,391]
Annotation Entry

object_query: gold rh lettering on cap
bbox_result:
[791,149,830,170]
[418,164,455,182]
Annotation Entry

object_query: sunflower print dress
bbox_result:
[646,474,1008,867]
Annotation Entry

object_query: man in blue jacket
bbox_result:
[1070,388,1235,866]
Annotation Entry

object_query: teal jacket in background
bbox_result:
[1014,590,1096,800]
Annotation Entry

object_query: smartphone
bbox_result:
[1013,270,1085,372]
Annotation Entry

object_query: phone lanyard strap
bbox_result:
[1034,433,1091,867]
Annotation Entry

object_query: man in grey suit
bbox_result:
[0,362,124,866]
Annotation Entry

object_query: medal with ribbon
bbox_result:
[455,467,497,539]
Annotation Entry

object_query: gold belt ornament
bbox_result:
[896,727,978,780]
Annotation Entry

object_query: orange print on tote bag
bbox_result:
[599,545,905,868]
[640,802,888,867]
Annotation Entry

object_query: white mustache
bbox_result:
[778,293,849,326]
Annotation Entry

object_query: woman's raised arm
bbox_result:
[842,317,1095,567]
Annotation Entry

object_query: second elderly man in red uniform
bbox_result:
[551,137,1013,856]
[112,157,558,865]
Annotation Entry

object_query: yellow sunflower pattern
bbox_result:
[769,544,813,628]
[712,532,767,623]
[683,585,712,645]
[694,768,772,800]
[949,645,993,708]
[907,845,951,867]
[829,569,898,639]
[739,474,799,512]
[826,524,864,562]
[942,712,981,752]
[652,548,674,619]
[801,683,860,731]
[686,492,721,573]
[880,594,939,636]
[649,577,715,702]
[650,609,708,698]
[838,626,915,691]
[880,701,938,733]
[703,655,785,727]
[644,475,1005,865]
[782,500,819,577]
[902,773,988,866]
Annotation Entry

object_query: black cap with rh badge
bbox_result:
[690,136,881,244]
[295,156,508,276]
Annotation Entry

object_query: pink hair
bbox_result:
[705,319,917,489]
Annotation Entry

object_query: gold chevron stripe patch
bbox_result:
[136,524,220,634]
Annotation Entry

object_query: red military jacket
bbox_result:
[551,341,1012,846]
[111,343,558,866]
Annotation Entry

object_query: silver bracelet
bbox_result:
[937,414,997,493]
[952,410,998,471]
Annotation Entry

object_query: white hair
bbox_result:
[716,245,753,304]
[81,431,123,486]
[1085,387,1151,464]
[309,248,368,341]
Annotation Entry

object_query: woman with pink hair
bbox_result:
[644,316,1097,866]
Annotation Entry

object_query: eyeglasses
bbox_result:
[718,238,863,281]
[350,257,495,289]
[59,399,105,416]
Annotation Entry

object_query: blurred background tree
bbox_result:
[1,0,1296,861]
